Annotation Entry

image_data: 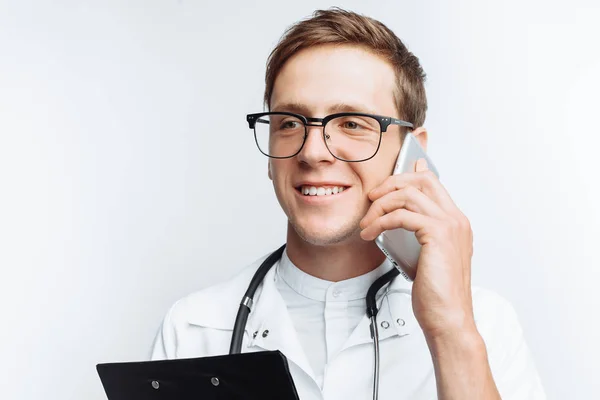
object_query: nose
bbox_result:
[296,125,335,166]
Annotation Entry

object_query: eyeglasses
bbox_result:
[246,111,414,162]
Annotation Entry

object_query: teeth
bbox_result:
[300,185,347,196]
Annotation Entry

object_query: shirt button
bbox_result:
[396,318,406,326]
[332,289,341,298]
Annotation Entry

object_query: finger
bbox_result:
[360,186,446,229]
[370,157,429,201]
[360,208,434,241]
[415,158,428,172]
[369,170,459,216]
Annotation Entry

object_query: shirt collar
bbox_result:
[276,248,396,302]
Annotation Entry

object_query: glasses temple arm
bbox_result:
[390,118,414,128]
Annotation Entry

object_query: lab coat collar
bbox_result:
[184,251,419,376]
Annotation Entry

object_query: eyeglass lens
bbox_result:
[254,113,381,161]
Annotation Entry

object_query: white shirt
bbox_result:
[275,250,393,388]
[151,250,546,400]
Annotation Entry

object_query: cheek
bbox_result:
[377,141,402,177]
[269,160,292,190]
[268,160,282,179]
[354,160,395,194]
[268,160,272,180]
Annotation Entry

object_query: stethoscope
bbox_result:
[228,244,400,400]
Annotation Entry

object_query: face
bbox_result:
[268,44,406,246]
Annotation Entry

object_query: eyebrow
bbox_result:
[271,102,379,116]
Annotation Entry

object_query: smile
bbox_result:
[297,185,348,196]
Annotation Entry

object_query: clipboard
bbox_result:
[96,350,300,400]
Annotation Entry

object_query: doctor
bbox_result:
[151,7,545,399]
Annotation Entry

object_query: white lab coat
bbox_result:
[151,252,546,399]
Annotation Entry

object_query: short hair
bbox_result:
[264,7,427,128]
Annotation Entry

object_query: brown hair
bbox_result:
[264,7,427,128]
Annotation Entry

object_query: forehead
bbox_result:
[270,44,397,115]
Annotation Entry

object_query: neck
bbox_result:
[285,222,386,282]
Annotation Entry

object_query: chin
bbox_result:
[290,218,360,246]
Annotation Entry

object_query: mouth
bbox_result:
[294,184,350,197]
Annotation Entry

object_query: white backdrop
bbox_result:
[1,0,598,399]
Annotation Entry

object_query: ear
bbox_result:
[411,126,428,152]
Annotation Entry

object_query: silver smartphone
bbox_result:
[374,133,439,281]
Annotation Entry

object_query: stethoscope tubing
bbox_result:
[229,244,286,354]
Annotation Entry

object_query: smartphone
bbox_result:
[374,133,439,281]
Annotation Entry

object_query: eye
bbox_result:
[343,120,360,129]
[332,116,380,136]
[280,120,302,129]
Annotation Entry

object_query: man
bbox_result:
[151,8,545,399]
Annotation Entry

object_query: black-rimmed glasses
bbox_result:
[246,111,413,162]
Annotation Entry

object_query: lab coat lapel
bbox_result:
[342,279,417,351]
[245,264,316,381]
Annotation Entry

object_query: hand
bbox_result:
[359,158,476,340]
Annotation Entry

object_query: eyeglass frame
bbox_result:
[246,111,414,162]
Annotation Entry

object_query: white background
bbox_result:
[1,0,598,399]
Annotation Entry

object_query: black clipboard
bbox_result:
[96,350,300,400]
